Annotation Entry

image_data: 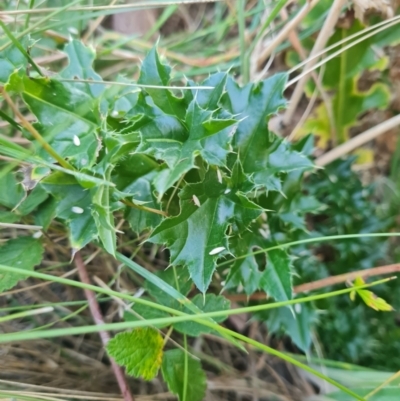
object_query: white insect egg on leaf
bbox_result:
[217,168,222,183]
[192,195,201,207]
[73,135,81,146]
[71,206,84,214]
[209,246,226,255]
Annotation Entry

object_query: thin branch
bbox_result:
[0,0,224,15]
[74,252,134,401]
[0,222,42,230]
[315,114,400,167]
[256,0,320,69]
[82,0,119,43]
[57,78,214,90]
[226,263,400,302]
[0,88,74,170]
[283,0,346,125]
[121,199,168,217]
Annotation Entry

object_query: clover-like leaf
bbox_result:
[0,237,44,293]
[162,349,206,401]
[107,328,164,380]
[150,170,263,292]
[260,249,293,302]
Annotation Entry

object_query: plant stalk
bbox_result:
[74,251,134,401]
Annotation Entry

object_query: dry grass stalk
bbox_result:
[283,0,347,125]
[315,114,400,166]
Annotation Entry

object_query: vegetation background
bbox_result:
[1,1,400,401]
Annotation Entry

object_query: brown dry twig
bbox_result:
[74,251,134,401]
[226,263,400,302]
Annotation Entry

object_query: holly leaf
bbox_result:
[225,230,263,296]
[61,39,104,97]
[162,349,206,401]
[106,328,164,380]
[260,249,293,302]
[40,172,97,250]
[138,47,186,120]
[174,294,230,336]
[186,71,228,109]
[221,74,312,189]
[138,97,237,196]
[0,237,44,293]
[264,303,317,352]
[6,71,101,170]
[150,170,263,292]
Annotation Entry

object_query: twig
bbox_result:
[226,263,400,302]
[256,0,320,69]
[74,251,134,401]
[1,0,224,15]
[315,114,400,167]
[121,199,168,217]
[283,0,346,125]
[0,222,42,230]
[82,0,119,43]
[0,88,74,170]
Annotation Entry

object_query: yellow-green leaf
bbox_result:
[106,328,164,380]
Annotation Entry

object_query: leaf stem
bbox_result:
[183,335,189,401]
[0,88,74,171]
[74,251,135,401]
[121,199,168,217]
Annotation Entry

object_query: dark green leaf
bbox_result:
[6,71,100,169]
[40,173,97,250]
[138,98,236,196]
[265,303,317,352]
[0,172,24,209]
[125,299,171,329]
[225,230,263,296]
[260,249,292,302]
[0,37,28,84]
[150,170,262,292]
[174,294,230,336]
[138,47,186,119]
[222,74,313,189]
[144,267,192,308]
[16,186,48,216]
[0,237,44,293]
[61,39,104,97]
[162,349,206,401]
